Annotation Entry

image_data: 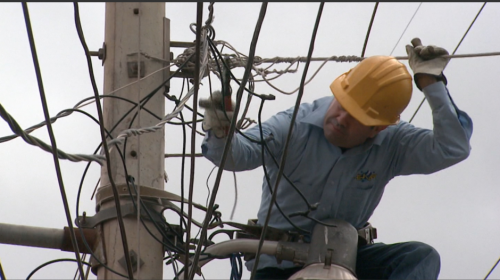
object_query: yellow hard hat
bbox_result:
[330,55,413,126]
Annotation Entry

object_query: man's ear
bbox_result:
[369,125,388,138]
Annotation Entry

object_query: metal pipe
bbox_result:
[0,222,64,250]
[0,223,98,254]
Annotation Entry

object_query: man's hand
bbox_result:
[199,90,235,138]
[405,37,450,90]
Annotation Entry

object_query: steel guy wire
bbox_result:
[389,2,422,56]
[361,2,379,57]
[73,3,134,278]
[250,3,325,278]
[408,2,487,124]
[188,3,269,279]
[22,3,86,279]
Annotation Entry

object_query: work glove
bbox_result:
[199,90,235,138]
[405,37,450,90]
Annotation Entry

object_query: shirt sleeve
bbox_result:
[389,81,473,176]
[201,107,294,171]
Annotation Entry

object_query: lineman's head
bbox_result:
[324,56,413,148]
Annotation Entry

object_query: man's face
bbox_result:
[323,99,384,148]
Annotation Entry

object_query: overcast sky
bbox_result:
[0,2,499,280]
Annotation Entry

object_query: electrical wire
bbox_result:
[0,104,105,164]
[21,3,86,279]
[26,258,92,280]
[71,54,197,279]
[361,2,379,57]
[73,3,134,278]
[389,2,422,56]
[0,260,5,280]
[206,36,316,232]
[184,3,205,279]
[250,3,324,278]
[484,256,500,280]
[408,2,486,124]
[189,3,269,280]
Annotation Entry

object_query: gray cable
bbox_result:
[389,2,422,56]
[0,102,105,164]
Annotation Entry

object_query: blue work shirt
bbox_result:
[201,82,473,270]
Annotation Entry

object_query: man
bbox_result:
[200,38,472,279]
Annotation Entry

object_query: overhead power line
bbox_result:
[408,2,487,123]
[361,2,379,57]
[21,3,86,279]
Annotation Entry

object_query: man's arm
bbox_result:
[389,38,473,175]
[415,74,437,89]
[201,104,293,171]
[390,81,472,175]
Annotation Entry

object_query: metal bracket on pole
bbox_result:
[81,185,215,230]
[95,184,211,213]
[76,201,166,229]
[89,42,106,66]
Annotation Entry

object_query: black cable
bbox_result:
[168,118,204,125]
[74,143,130,278]
[361,2,379,57]
[185,5,204,278]
[206,22,314,231]
[73,3,134,278]
[179,110,188,240]
[257,98,310,234]
[127,176,187,252]
[26,258,91,280]
[71,55,197,278]
[190,4,269,279]
[408,2,486,123]
[484,256,500,280]
[250,3,325,278]
[0,261,5,280]
[0,95,160,145]
[0,104,102,164]
[21,3,86,279]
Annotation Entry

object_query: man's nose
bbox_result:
[336,111,352,127]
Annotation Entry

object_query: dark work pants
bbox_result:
[254,241,441,280]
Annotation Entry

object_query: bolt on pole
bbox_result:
[99,2,168,279]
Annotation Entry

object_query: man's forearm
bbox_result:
[415,74,438,89]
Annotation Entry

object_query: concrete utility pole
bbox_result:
[98,3,168,279]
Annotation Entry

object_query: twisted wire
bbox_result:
[106,33,210,148]
[0,103,105,164]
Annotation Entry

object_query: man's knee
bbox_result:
[407,241,440,266]
[400,241,441,279]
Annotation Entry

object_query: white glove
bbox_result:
[199,90,235,138]
[405,38,450,89]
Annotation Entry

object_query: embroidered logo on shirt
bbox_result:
[355,170,377,182]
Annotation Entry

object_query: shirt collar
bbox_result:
[300,96,389,148]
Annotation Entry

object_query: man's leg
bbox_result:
[356,241,441,280]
